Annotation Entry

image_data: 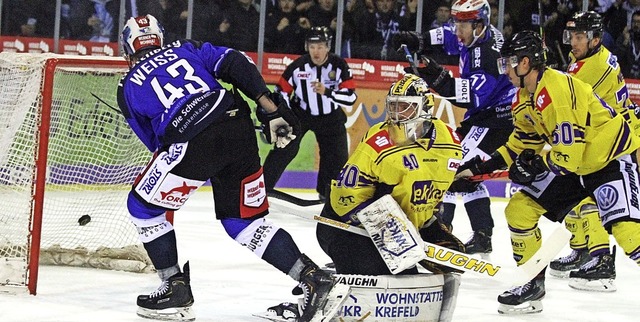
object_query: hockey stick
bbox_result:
[90,92,122,115]
[302,212,569,285]
[401,44,419,75]
[268,195,569,285]
[468,170,509,182]
[267,189,324,207]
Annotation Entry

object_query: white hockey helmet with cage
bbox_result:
[451,0,491,25]
[386,74,435,146]
[121,15,164,63]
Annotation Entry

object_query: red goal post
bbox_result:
[0,53,166,295]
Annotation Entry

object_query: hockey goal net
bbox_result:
[0,53,156,295]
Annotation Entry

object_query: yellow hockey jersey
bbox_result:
[567,46,640,133]
[496,68,640,175]
[329,119,463,229]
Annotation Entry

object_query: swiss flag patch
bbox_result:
[567,61,585,74]
[536,88,552,112]
[366,130,393,153]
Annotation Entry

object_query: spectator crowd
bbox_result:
[1,0,639,78]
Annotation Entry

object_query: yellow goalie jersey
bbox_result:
[329,119,462,229]
[567,46,640,134]
[496,67,640,175]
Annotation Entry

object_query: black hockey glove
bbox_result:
[508,149,548,185]
[257,92,301,148]
[392,31,425,54]
[448,156,483,193]
[418,218,465,274]
[404,56,451,89]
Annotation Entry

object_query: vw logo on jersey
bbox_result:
[596,184,619,211]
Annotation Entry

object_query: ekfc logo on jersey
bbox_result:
[411,180,446,204]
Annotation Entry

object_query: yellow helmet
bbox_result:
[386,74,435,145]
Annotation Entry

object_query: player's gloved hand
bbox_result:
[392,31,424,54]
[449,156,484,193]
[508,149,547,185]
[257,93,300,148]
[404,56,451,89]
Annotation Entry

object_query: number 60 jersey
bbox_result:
[328,120,462,229]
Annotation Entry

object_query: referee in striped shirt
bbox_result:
[263,26,357,199]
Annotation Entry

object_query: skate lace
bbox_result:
[578,256,599,271]
[508,281,531,296]
[558,250,580,264]
[149,280,169,298]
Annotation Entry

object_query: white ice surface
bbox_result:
[1,191,638,322]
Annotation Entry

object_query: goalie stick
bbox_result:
[268,196,569,285]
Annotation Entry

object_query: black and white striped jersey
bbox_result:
[276,53,357,116]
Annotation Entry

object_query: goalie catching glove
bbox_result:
[257,92,300,148]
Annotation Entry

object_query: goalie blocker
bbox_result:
[333,273,460,322]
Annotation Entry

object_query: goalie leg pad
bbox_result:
[333,274,445,321]
[438,273,461,322]
[357,195,427,274]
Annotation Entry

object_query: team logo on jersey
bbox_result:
[607,53,618,68]
[366,130,393,153]
[596,184,619,211]
[159,181,198,203]
[473,47,481,68]
[411,181,445,204]
[535,88,552,112]
[567,61,584,74]
[447,158,462,171]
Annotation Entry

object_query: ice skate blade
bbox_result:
[548,268,572,279]
[568,278,616,292]
[137,306,195,321]
[311,284,351,322]
[498,300,543,315]
[252,312,295,322]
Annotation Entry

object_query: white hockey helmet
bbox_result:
[451,0,491,26]
[120,15,164,63]
[386,74,435,146]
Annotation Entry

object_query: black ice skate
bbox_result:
[497,275,545,314]
[253,302,300,321]
[295,254,336,322]
[569,247,616,292]
[464,229,492,254]
[549,248,591,278]
[137,261,195,321]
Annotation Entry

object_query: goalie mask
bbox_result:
[121,15,165,66]
[386,74,435,146]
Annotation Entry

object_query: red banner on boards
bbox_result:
[1,36,638,101]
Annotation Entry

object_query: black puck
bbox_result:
[78,214,91,226]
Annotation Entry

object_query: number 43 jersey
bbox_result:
[117,39,263,152]
[329,120,462,229]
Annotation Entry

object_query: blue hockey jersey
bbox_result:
[428,24,515,128]
[117,40,268,151]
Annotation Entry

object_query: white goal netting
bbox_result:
[0,53,154,294]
